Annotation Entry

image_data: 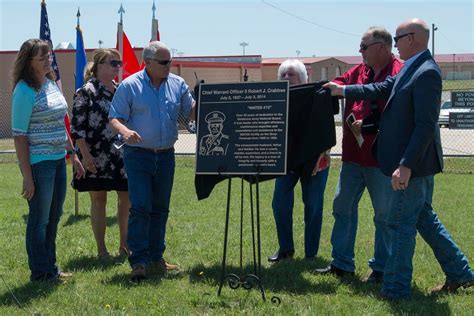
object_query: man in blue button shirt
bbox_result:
[110,41,195,281]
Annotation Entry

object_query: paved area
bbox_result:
[175,127,474,156]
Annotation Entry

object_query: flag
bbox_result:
[75,8,87,90]
[116,27,140,81]
[39,0,71,139]
[40,0,61,89]
[75,25,87,90]
[152,15,160,41]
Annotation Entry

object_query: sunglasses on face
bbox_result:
[393,32,415,44]
[101,60,122,67]
[360,42,382,51]
[150,58,173,66]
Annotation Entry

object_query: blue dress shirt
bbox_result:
[109,70,193,149]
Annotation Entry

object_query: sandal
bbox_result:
[98,251,111,259]
[118,247,130,258]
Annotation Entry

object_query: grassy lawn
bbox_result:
[0,138,14,151]
[442,80,474,91]
[0,157,473,314]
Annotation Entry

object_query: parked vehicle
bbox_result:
[438,101,473,127]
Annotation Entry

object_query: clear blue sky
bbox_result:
[0,0,472,57]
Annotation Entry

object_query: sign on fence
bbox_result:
[195,81,289,175]
[449,112,474,129]
[451,91,474,108]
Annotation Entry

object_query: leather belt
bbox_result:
[142,147,174,154]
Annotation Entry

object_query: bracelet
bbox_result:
[67,148,78,155]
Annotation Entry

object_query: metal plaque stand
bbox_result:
[216,167,280,304]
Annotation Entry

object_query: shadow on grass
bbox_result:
[188,257,335,295]
[63,214,89,226]
[63,254,127,272]
[104,270,184,288]
[0,279,57,309]
[63,214,118,227]
[337,276,452,314]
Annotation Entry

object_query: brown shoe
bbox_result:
[131,263,146,281]
[147,258,179,276]
[362,270,384,284]
[431,278,474,294]
[48,271,73,284]
[58,271,73,279]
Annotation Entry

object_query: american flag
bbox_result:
[39,0,61,82]
[39,1,71,146]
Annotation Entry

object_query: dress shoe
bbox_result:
[363,270,384,284]
[313,264,354,277]
[48,271,73,284]
[131,263,147,281]
[268,249,295,263]
[431,278,474,294]
[147,258,179,276]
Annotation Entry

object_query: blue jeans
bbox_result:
[272,167,329,258]
[331,162,391,272]
[382,175,474,299]
[26,158,67,281]
[123,146,175,267]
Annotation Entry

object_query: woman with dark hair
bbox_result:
[71,48,129,259]
[11,38,85,282]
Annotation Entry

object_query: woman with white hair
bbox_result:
[268,59,331,262]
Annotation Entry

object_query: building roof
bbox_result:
[55,42,74,50]
[434,53,474,63]
[262,54,474,66]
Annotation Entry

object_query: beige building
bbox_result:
[1,48,473,138]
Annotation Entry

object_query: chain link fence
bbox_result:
[1,83,473,174]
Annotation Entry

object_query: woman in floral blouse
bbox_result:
[71,48,129,259]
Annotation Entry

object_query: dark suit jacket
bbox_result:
[345,50,443,178]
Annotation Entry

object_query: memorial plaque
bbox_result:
[449,112,474,129]
[451,91,474,108]
[195,81,289,175]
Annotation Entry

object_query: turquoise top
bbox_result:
[12,80,68,165]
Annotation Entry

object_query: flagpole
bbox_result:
[118,4,125,83]
[151,0,158,41]
[74,7,83,217]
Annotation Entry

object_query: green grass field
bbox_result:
[443,80,474,91]
[0,157,473,314]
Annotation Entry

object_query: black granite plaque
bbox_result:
[195,81,289,175]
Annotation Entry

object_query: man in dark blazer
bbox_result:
[324,18,474,300]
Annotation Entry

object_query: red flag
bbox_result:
[116,30,140,80]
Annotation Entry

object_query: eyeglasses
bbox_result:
[360,42,382,51]
[101,60,122,67]
[150,58,172,66]
[33,53,53,62]
[393,32,415,44]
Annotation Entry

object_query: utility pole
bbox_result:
[170,48,178,57]
[452,53,456,80]
[431,23,438,57]
[239,42,249,56]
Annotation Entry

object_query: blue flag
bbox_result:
[40,1,60,81]
[75,26,87,90]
